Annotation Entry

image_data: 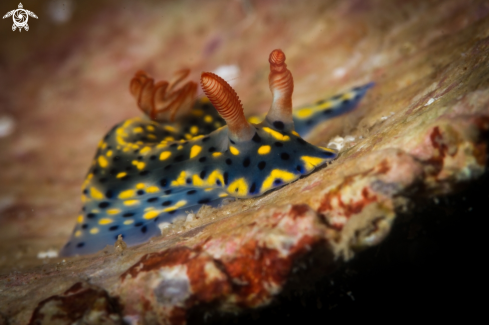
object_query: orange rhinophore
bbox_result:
[267,49,294,129]
[129,69,197,122]
[200,72,254,141]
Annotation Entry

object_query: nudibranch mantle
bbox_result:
[60,49,373,257]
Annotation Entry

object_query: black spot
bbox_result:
[160,179,168,187]
[154,217,159,222]
[274,142,283,147]
[342,98,351,105]
[162,200,172,206]
[199,157,207,163]
[137,156,143,161]
[77,242,85,248]
[164,189,172,195]
[306,120,314,126]
[113,156,121,161]
[150,155,157,160]
[170,143,178,147]
[105,190,113,199]
[208,147,216,153]
[137,190,145,195]
[92,168,98,175]
[200,170,207,179]
[323,109,333,115]
[123,212,135,218]
[249,182,256,194]
[109,168,118,175]
[99,202,110,209]
[121,175,130,181]
[281,153,290,160]
[252,133,261,143]
[225,158,232,165]
[186,178,192,184]
[82,189,88,194]
[332,94,342,100]
[258,161,266,170]
[202,136,210,142]
[82,206,86,211]
[133,149,140,153]
[229,139,235,144]
[274,179,283,185]
[135,222,143,227]
[164,164,172,170]
[139,170,150,176]
[168,210,177,215]
[82,224,88,229]
[296,165,303,173]
[174,155,185,162]
[147,197,158,203]
[198,198,211,204]
[273,121,285,130]
[315,99,326,105]
[224,172,229,185]
[87,213,96,219]
[216,180,221,186]
[297,137,307,145]
[243,157,250,167]
[141,226,147,233]
[125,166,133,171]
[187,190,197,195]
[109,226,119,231]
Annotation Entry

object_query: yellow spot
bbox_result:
[295,108,313,119]
[184,134,192,140]
[204,115,213,123]
[248,116,262,124]
[124,200,140,206]
[205,188,214,191]
[77,215,83,223]
[140,146,151,154]
[90,228,99,235]
[160,151,171,160]
[124,220,134,225]
[136,183,145,189]
[163,207,176,213]
[75,230,82,237]
[192,174,204,186]
[119,190,135,199]
[133,127,143,133]
[208,170,224,186]
[99,218,113,225]
[190,145,202,158]
[136,161,146,170]
[192,109,204,117]
[258,145,271,155]
[106,150,113,157]
[214,122,222,128]
[212,152,222,157]
[171,171,187,186]
[147,134,156,140]
[177,145,184,150]
[301,156,324,171]
[98,156,108,168]
[175,200,187,208]
[219,193,229,197]
[146,186,159,193]
[90,187,104,199]
[319,146,336,153]
[230,146,240,155]
[164,125,176,133]
[190,126,199,134]
[107,209,120,215]
[228,178,248,197]
[262,127,290,141]
[143,210,159,220]
[292,130,299,136]
[116,172,127,178]
[164,136,175,141]
[317,101,332,110]
[101,142,107,149]
[146,125,155,132]
[260,169,296,193]
[201,97,210,103]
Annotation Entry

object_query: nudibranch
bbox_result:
[60,49,373,256]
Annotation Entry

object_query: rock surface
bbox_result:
[0,0,488,324]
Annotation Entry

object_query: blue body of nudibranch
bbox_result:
[60,51,372,257]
